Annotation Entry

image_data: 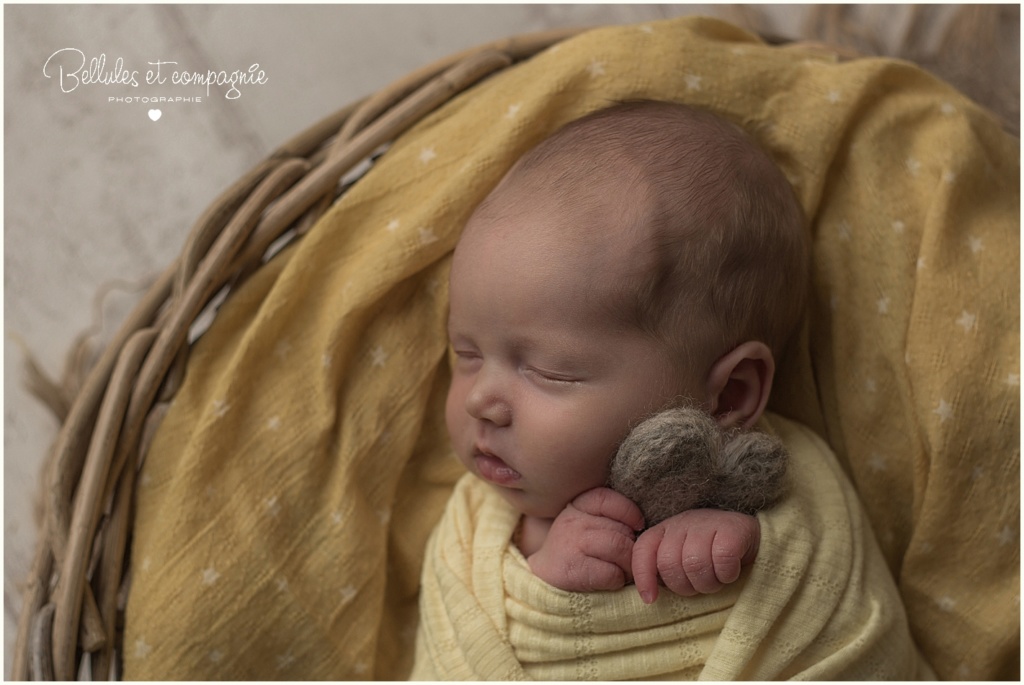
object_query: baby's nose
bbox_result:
[465,371,512,426]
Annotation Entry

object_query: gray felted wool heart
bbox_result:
[607,406,788,527]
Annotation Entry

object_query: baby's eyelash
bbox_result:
[525,366,580,385]
[451,348,481,367]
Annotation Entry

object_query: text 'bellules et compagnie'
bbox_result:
[43,49,269,100]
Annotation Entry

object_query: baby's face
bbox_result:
[445,206,703,520]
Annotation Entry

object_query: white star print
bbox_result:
[201,567,220,586]
[968,236,984,254]
[331,511,344,525]
[940,102,955,115]
[956,310,977,332]
[997,526,1015,546]
[265,496,281,518]
[865,377,877,393]
[419,147,436,164]
[587,61,606,77]
[212,399,230,418]
[891,220,905,234]
[141,556,152,572]
[353,662,370,675]
[936,596,956,612]
[837,220,852,241]
[370,345,388,367]
[826,89,841,104]
[1006,373,1020,386]
[275,341,291,359]
[971,466,985,481]
[905,157,921,176]
[731,46,748,55]
[417,227,438,246]
[639,24,654,34]
[276,578,289,592]
[322,352,332,369]
[386,219,400,232]
[916,257,927,271]
[134,637,152,659]
[377,509,391,525]
[868,453,887,472]
[209,649,224,664]
[140,471,153,487]
[877,295,890,314]
[933,399,953,423]
[505,102,521,119]
[684,73,702,91]
[340,585,358,603]
[267,416,281,431]
[277,652,295,670]
[942,170,957,184]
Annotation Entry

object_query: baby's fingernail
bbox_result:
[640,590,654,604]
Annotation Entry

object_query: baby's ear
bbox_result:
[705,341,774,430]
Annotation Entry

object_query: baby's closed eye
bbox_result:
[522,365,584,386]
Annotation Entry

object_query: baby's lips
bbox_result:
[474,451,521,486]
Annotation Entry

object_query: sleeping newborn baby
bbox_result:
[412,100,931,680]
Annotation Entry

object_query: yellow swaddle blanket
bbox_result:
[124,16,1017,680]
[412,414,934,680]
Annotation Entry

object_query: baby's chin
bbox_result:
[480,481,563,520]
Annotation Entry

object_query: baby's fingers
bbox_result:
[578,525,636,585]
[664,525,723,596]
[570,555,631,592]
[710,516,761,585]
[571,487,645,533]
[631,526,665,604]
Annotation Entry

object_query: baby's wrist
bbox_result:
[515,515,553,558]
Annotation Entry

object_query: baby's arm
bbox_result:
[525,487,645,592]
[631,509,760,604]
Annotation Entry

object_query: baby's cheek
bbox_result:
[552,426,618,484]
[444,382,466,439]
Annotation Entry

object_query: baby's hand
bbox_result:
[527,487,645,592]
[632,509,760,603]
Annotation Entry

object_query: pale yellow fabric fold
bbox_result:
[413,414,934,681]
[124,16,1017,680]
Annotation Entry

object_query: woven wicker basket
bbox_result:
[15,9,1020,680]
[11,28,599,681]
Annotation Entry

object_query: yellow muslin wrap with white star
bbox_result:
[411,414,932,680]
[124,16,1019,680]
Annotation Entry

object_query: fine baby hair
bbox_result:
[483,98,810,374]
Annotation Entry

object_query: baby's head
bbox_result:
[446,100,808,519]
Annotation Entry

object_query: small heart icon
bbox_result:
[148,109,162,122]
